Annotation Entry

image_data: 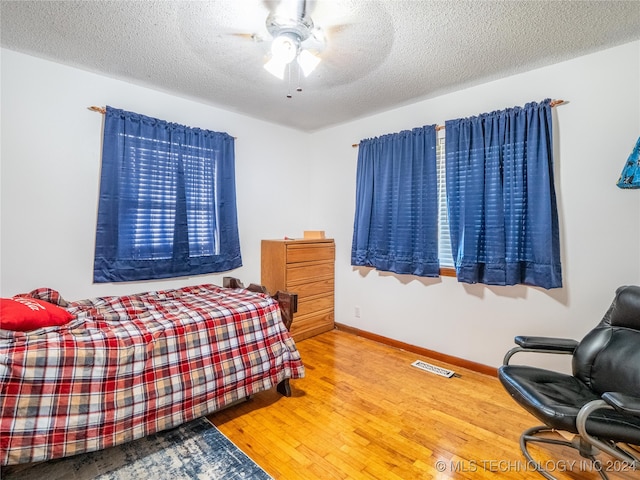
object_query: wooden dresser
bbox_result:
[261,238,335,342]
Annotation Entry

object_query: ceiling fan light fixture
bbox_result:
[270,33,300,65]
[297,49,321,77]
[263,57,288,79]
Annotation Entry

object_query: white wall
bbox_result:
[308,41,640,370]
[2,43,639,370]
[0,49,312,299]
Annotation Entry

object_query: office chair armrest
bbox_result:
[503,336,578,365]
[602,392,640,417]
[514,336,578,351]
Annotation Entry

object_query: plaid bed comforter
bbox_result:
[0,284,305,465]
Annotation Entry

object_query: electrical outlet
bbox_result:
[354,306,361,318]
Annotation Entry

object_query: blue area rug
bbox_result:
[2,417,272,479]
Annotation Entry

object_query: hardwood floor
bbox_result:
[208,330,634,479]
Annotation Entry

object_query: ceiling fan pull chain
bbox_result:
[296,63,302,93]
[286,63,292,99]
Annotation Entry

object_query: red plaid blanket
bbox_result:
[0,284,305,465]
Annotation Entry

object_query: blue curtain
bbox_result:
[94,106,241,282]
[445,99,562,289]
[351,126,439,277]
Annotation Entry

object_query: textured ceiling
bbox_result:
[2,0,640,132]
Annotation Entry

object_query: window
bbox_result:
[94,107,241,283]
[436,133,455,275]
[353,99,561,287]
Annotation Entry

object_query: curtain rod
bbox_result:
[351,99,567,148]
[88,106,238,139]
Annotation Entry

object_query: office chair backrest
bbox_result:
[572,285,640,397]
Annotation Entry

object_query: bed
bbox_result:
[0,278,305,466]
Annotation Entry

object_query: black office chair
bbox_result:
[498,285,640,480]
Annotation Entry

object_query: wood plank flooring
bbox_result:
[208,330,634,479]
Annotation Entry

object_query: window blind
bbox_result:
[436,134,454,268]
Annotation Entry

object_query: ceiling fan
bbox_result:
[233,0,329,92]
[263,0,324,80]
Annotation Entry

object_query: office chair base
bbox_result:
[577,399,640,471]
[520,426,608,480]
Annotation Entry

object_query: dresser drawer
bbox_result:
[287,277,334,299]
[296,293,334,318]
[286,244,335,264]
[286,262,334,284]
[290,310,335,341]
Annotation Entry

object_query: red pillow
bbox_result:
[0,297,74,331]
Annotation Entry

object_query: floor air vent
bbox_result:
[411,360,455,378]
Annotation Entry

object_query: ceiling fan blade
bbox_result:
[324,23,351,36]
[229,32,266,42]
